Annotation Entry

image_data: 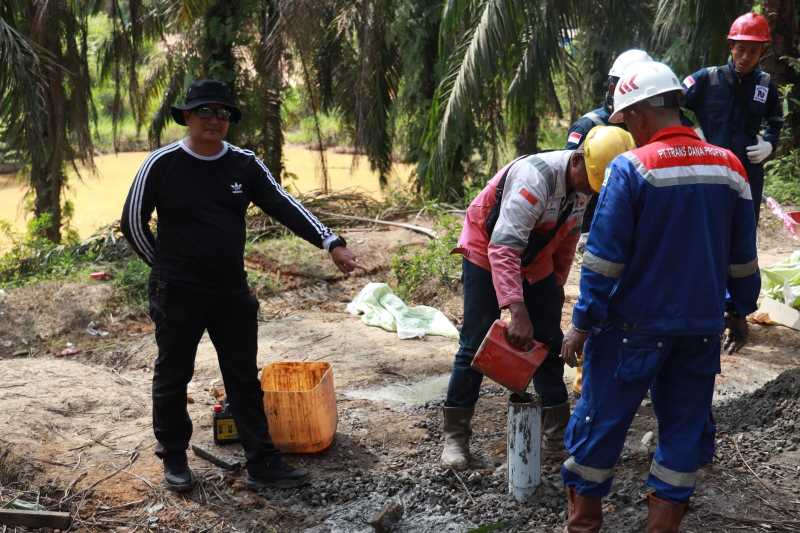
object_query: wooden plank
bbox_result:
[191,444,242,470]
[759,297,800,331]
[0,509,71,529]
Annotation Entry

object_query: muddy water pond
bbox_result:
[0,145,413,241]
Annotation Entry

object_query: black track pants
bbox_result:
[149,284,280,469]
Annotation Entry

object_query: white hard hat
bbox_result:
[608,49,654,78]
[609,61,684,123]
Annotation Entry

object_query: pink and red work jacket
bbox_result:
[452,150,589,309]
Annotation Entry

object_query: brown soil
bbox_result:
[0,216,798,532]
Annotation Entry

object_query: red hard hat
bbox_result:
[727,13,771,42]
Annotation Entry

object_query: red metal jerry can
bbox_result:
[471,320,550,396]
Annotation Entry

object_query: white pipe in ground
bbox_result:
[507,392,541,502]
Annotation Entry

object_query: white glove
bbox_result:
[746,135,773,164]
[577,232,589,255]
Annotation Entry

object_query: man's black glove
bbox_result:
[723,312,748,354]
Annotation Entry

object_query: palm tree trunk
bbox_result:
[31,0,67,243]
[514,111,539,156]
[203,1,240,143]
[204,2,238,82]
[258,1,285,183]
[761,0,799,149]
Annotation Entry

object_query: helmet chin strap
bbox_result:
[605,76,619,114]
[645,91,685,109]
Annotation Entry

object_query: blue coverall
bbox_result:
[561,126,761,504]
[683,59,784,224]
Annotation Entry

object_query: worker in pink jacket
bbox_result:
[440,127,636,471]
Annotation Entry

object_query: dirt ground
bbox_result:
[0,216,799,533]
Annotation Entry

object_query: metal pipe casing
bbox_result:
[507,392,541,502]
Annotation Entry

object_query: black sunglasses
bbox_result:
[193,107,233,120]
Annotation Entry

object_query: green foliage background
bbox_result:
[1,0,798,292]
[391,214,462,301]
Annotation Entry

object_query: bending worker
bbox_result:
[565,48,653,399]
[559,62,759,532]
[682,12,783,224]
[440,126,635,470]
[121,79,365,493]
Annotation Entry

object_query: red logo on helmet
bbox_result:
[618,74,639,95]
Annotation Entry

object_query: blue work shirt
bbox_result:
[565,103,616,151]
[565,101,624,233]
[683,60,783,211]
[572,127,760,335]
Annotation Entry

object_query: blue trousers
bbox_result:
[446,258,568,408]
[561,326,719,504]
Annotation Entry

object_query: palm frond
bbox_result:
[148,51,191,148]
[297,43,331,193]
[156,0,213,31]
[0,14,49,169]
[426,0,531,198]
[507,1,573,131]
[128,0,144,129]
[653,0,748,69]
[351,0,401,184]
[64,12,95,169]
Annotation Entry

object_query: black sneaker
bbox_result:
[163,454,195,492]
[246,458,311,489]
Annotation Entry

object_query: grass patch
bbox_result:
[391,214,462,301]
[765,148,800,205]
[247,268,283,299]
[0,215,90,286]
[538,118,570,150]
[113,255,150,307]
[248,234,341,280]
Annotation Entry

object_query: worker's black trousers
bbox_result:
[149,284,281,470]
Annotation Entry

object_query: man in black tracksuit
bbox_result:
[121,79,364,492]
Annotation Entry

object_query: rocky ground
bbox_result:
[0,218,799,533]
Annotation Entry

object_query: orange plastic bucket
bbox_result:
[261,362,338,453]
[471,320,549,396]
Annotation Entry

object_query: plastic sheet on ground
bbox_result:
[761,250,800,308]
[345,282,459,340]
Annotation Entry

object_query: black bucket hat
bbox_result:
[171,79,242,126]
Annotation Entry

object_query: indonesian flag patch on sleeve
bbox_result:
[519,188,538,206]
[568,132,582,145]
[683,75,695,88]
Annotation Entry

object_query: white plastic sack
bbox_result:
[346,282,459,340]
[761,251,800,308]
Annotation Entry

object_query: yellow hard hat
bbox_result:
[583,126,636,193]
